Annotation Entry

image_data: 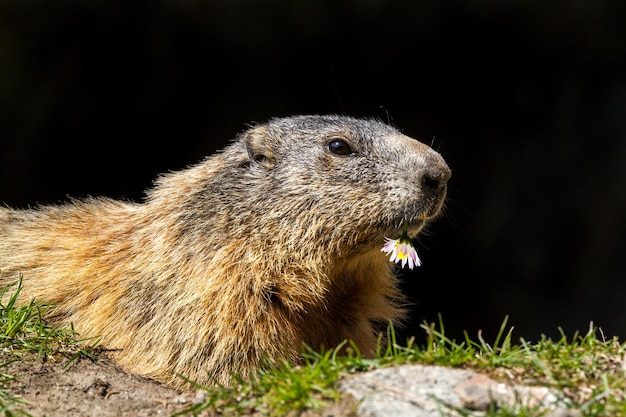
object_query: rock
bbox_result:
[339,364,474,417]
[338,364,574,417]
[453,374,557,410]
[544,410,583,417]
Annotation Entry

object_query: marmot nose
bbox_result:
[420,157,451,194]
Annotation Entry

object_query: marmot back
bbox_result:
[0,115,451,388]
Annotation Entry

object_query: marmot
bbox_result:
[0,115,450,388]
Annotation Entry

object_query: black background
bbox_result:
[1,0,625,345]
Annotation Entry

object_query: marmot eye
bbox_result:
[327,139,354,156]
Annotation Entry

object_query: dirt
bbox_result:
[3,352,195,417]
[2,352,358,417]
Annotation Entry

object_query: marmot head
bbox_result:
[228,115,450,255]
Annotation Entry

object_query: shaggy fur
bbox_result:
[0,115,450,388]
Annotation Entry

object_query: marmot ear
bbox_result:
[244,126,276,169]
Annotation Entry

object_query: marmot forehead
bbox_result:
[265,115,400,137]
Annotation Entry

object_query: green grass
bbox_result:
[176,317,626,417]
[0,278,623,416]
[0,277,100,416]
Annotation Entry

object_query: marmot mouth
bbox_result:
[386,201,444,239]
[383,218,426,240]
[376,187,447,241]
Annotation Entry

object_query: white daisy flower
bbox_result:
[381,222,422,269]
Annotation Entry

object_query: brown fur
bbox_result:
[0,115,450,388]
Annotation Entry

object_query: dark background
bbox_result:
[1,0,625,345]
